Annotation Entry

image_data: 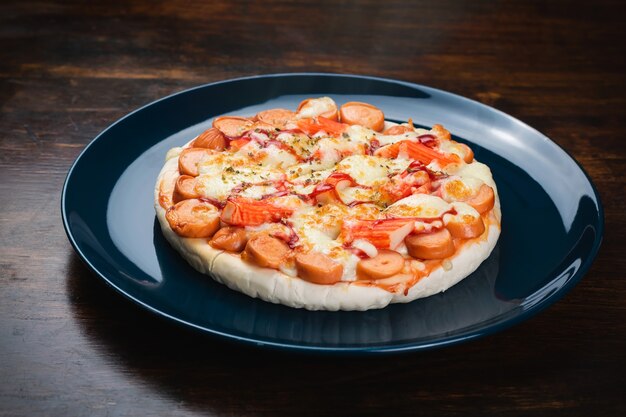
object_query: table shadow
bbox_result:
[66,253,591,416]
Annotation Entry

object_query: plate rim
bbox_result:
[61,72,605,354]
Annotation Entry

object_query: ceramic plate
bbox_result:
[62,73,604,353]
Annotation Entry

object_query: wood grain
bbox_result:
[1,0,625,416]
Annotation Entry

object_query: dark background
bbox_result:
[1,1,625,416]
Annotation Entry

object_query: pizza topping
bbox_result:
[178,148,215,177]
[440,176,484,202]
[296,116,347,137]
[341,218,415,250]
[158,169,179,209]
[255,108,296,129]
[430,124,452,141]
[296,97,339,121]
[221,197,294,227]
[295,251,343,285]
[383,124,414,135]
[163,97,498,293]
[339,102,385,132]
[444,203,485,238]
[465,184,495,214]
[375,140,460,166]
[173,175,200,203]
[243,234,292,269]
[458,143,474,163]
[212,116,254,138]
[356,249,405,280]
[165,199,220,238]
[385,194,452,219]
[209,226,248,252]
[405,228,455,260]
[192,127,226,151]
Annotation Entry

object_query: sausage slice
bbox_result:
[178,148,213,176]
[165,199,220,238]
[295,251,343,285]
[356,249,405,280]
[192,127,226,151]
[405,228,455,260]
[339,102,385,132]
[210,227,248,252]
[256,108,296,129]
[244,234,291,270]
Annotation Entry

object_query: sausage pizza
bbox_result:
[154,97,501,311]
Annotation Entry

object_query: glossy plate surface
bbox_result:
[62,74,603,353]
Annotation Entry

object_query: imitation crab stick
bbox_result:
[220,198,294,226]
[308,172,356,204]
[165,199,220,238]
[192,127,226,151]
[244,234,292,269]
[375,140,460,166]
[405,228,455,259]
[295,251,343,284]
[356,249,405,280]
[228,138,251,151]
[178,148,214,176]
[342,218,416,249]
[339,102,385,132]
[296,116,347,136]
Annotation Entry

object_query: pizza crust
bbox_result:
[154,154,501,311]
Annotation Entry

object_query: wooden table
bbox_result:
[1,1,624,415]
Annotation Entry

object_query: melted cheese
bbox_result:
[295,97,337,119]
[385,194,451,218]
[335,155,391,186]
[440,176,484,202]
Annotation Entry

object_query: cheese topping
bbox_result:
[167,98,497,286]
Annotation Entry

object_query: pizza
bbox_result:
[154,97,501,311]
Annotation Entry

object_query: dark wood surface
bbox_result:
[1,1,625,416]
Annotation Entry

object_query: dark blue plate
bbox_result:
[62,73,603,353]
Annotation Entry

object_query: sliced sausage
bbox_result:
[165,199,220,238]
[339,102,385,132]
[244,234,291,270]
[178,148,213,176]
[256,108,296,129]
[158,170,179,209]
[297,98,339,121]
[446,215,485,239]
[173,175,200,203]
[356,249,405,280]
[295,251,343,285]
[212,116,253,138]
[209,227,248,252]
[431,124,451,141]
[405,228,455,260]
[466,184,495,214]
[383,125,413,135]
[192,127,226,151]
[458,143,474,163]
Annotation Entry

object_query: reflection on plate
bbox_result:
[62,74,603,353]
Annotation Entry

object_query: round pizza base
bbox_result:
[154,156,501,311]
